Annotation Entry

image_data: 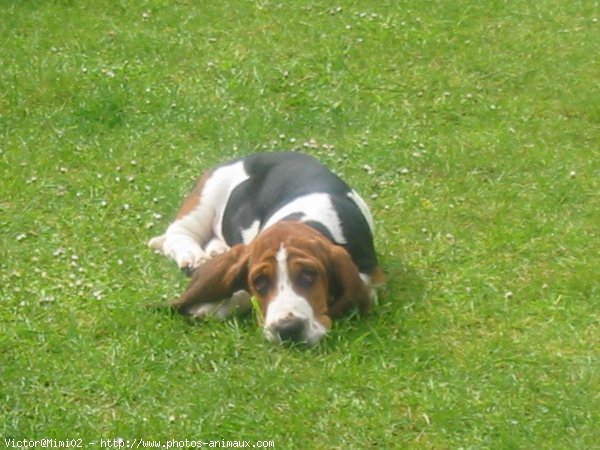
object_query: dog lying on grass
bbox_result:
[150,152,384,345]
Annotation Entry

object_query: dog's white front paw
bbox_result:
[148,234,166,252]
[176,248,208,272]
[204,238,231,258]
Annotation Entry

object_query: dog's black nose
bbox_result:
[274,317,305,342]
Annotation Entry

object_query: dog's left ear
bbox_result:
[171,244,250,316]
[326,244,373,317]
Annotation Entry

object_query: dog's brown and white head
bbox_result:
[171,222,381,346]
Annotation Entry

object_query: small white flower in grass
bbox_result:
[100,200,108,207]
[153,213,162,219]
[303,138,319,149]
[39,295,56,304]
[92,290,104,300]
[504,291,514,300]
[127,175,135,183]
[16,233,27,241]
[569,170,577,178]
[123,204,130,211]
[142,11,150,20]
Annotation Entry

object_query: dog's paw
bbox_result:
[204,238,231,258]
[148,234,166,252]
[176,292,252,320]
[181,302,220,319]
[176,249,209,273]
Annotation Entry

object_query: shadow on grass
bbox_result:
[319,257,427,353]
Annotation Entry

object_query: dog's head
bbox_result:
[171,222,376,345]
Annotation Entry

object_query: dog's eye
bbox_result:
[253,275,270,295]
[298,269,317,289]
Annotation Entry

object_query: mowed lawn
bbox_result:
[1,0,598,448]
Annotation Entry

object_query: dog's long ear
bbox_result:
[171,244,250,316]
[326,244,373,318]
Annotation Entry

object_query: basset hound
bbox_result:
[149,151,384,345]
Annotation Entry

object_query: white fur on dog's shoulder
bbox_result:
[241,220,261,245]
[264,193,347,244]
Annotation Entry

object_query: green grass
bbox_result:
[1,0,599,448]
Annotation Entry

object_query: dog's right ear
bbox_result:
[326,243,373,317]
[170,244,250,316]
